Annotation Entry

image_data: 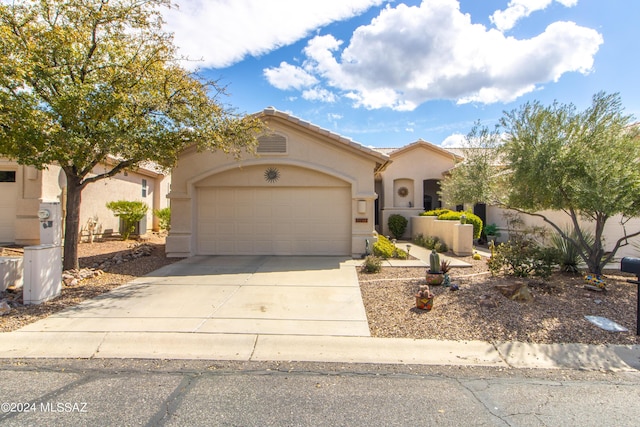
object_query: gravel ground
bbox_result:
[359,255,639,345]
[2,240,638,346]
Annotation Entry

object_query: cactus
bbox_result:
[429,249,441,273]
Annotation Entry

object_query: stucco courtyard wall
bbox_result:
[486,206,640,260]
[411,215,473,256]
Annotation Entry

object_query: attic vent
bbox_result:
[257,134,287,154]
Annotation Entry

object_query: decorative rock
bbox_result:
[0,299,11,316]
[61,268,104,286]
[478,294,497,309]
[495,281,533,302]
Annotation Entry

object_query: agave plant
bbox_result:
[550,227,594,273]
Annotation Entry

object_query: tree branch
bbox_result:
[80,159,137,189]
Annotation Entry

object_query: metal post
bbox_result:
[629,277,640,336]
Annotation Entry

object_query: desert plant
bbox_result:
[487,237,556,279]
[434,240,448,253]
[388,214,408,239]
[416,285,433,299]
[361,255,383,273]
[429,249,441,273]
[413,233,441,250]
[153,207,171,232]
[440,259,451,274]
[484,223,500,237]
[425,235,439,249]
[106,200,148,240]
[373,235,408,259]
[550,227,594,273]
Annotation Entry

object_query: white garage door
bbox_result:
[197,187,351,255]
[0,180,17,243]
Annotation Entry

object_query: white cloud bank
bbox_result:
[491,0,578,32]
[264,0,602,110]
[162,0,384,68]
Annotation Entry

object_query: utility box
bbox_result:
[23,244,61,305]
[38,201,62,246]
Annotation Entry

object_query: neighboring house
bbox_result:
[375,140,463,239]
[0,157,170,245]
[168,107,640,260]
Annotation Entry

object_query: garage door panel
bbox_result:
[197,187,351,255]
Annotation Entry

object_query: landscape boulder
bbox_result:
[495,281,533,302]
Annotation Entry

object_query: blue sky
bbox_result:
[162,0,640,148]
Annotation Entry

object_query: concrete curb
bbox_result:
[0,331,638,371]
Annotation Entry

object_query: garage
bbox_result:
[196,186,351,255]
[166,107,389,258]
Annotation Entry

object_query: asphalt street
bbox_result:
[0,359,638,426]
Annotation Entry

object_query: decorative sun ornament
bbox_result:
[397,187,409,197]
[264,167,280,183]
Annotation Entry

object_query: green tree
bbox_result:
[106,200,148,240]
[442,92,640,274]
[0,0,264,270]
[439,122,503,207]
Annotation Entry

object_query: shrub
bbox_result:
[106,200,148,240]
[483,223,500,236]
[550,227,594,273]
[388,214,408,239]
[153,207,171,231]
[373,235,408,259]
[434,240,448,253]
[413,234,440,250]
[421,208,451,217]
[488,237,556,279]
[424,235,440,249]
[413,233,427,247]
[437,211,483,239]
[361,255,383,273]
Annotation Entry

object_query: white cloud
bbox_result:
[302,87,337,103]
[268,0,602,110]
[163,0,384,69]
[440,133,467,148]
[263,62,318,90]
[491,0,579,32]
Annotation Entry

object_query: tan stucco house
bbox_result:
[376,140,463,239]
[0,157,169,245]
[167,107,640,260]
[166,107,388,258]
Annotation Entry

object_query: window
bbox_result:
[0,171,16,182]
[142,179,147,197]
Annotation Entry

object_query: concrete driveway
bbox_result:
[19,256,371,337]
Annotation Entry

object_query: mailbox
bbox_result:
[621,257,640,277]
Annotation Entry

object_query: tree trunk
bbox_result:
[62,174,83,271]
